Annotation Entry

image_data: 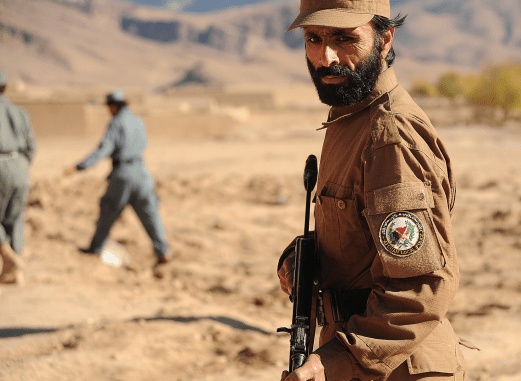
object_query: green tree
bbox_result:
[467,63,521,122]
[436,72,465,99]
[461,74,480,98]
[410,80,438,97]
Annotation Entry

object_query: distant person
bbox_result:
[64,89,171,267]
[0,70,37,286]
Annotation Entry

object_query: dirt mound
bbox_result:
[2,126,521,380]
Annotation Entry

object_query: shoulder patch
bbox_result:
[379,211,425,257]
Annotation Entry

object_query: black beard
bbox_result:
[307,44,383,107]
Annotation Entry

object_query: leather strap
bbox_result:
[112,157,141,167]
[318,288,371,326]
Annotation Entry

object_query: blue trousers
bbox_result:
[89,174,169,257]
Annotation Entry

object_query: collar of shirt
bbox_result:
[112,106,130,122]
[318,67,399,130]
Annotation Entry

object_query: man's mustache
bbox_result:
[313,64,354,78]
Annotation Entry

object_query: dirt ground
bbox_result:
[1,107,521,381]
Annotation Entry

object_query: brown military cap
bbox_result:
[287,0,391,31]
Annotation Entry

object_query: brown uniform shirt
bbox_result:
[281,68,465,380]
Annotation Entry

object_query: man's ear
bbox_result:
[380,27,395,61]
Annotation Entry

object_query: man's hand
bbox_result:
[278,252,296,296]
[280,354,325,381]
[64,166,77,176]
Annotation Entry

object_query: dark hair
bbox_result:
[107,100,127,111]
[371,14,407,67]
[0,85,5,94]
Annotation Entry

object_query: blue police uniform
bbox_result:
[76,105,169,258]
[0,95,36,254]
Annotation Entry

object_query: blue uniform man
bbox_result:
[0,70,37,285]
[65,89,170,266]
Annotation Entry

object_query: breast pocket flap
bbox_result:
[366,182,434,216]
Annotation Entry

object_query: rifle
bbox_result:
[277,154,319,373]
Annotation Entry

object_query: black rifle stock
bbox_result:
[277,154,319,373]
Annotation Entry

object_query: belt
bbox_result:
[0,152,19,160]
[317,288,371,326]
[112,157,141,166]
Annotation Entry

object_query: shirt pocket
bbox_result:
[362,182,445,278]
[316,194,370,265]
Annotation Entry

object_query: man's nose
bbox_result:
[320,45,340,67]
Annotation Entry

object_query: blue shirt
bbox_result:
[77,107,147,172]
[0,95,36,162]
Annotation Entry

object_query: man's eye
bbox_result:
[306,36,321,44]
[337,36,354,43]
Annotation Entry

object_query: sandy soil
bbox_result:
[1,108,521,381]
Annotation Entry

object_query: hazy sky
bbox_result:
[120,0,408,14]
[123,0,406,13]
[122,0,280,12]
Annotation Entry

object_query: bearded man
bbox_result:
[277,1,468,380]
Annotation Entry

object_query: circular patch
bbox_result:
[380,211,425,257]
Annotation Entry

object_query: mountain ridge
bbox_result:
[0,0,519,92]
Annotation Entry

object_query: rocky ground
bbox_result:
[1,109,521,380]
